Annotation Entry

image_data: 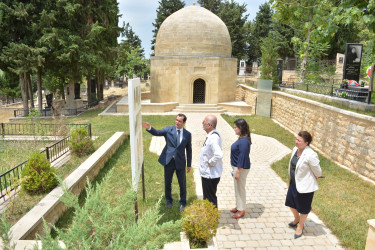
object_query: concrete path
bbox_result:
[156,113,342,249]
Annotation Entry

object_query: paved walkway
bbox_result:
[155,113,342,249]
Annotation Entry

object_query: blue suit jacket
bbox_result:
[148,125,192,170]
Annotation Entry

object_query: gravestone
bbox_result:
[343,43,362,82]
[239,60,246,76]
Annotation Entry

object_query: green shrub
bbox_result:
[69,127,94,156]
[182,199,221,248]
[39,172,182,249]
[21,151,58,194]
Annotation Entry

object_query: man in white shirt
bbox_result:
[199,115,223,208]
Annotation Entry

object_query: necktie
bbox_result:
[177,129,180,145]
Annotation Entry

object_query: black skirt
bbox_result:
[285,181,314,214]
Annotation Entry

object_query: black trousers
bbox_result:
[164,159,186,206]
[201,177,220,208]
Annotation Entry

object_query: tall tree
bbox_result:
[117,23,147,78]
[217,0,250,61]
[247,3,273,63]
[270,21,295,60]
[151,0,185,54]
[271,0,336,83]
[0,1,48,115]
[197,0,221,14]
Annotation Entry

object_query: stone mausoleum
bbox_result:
[150,5,237,104]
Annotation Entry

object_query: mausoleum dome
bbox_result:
[155,5,232,57]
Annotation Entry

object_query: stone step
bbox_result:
[172,109,226,113]
[172,104,226,113]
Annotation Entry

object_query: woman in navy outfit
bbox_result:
[285,131,322,239]
[230,118,251,219]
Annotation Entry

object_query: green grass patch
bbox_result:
[48,113,196,243]
[0,140,54,173]
[222,114,375,250]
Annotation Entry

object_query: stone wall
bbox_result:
[235,84,256,115]
[236,84,375,182]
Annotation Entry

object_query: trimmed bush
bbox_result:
[69,127,94,156]
[21,151,58,194]
[182,199,221,248]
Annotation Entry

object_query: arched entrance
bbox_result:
[193,78,205,103]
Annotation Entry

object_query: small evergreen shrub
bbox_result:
[39,172,182,249]
[182,199,221,248]
[21,151,58,194]
[69,127,94,156]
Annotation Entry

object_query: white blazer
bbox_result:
[288,146,322,193]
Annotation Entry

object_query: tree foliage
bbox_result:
[117,23,147,78]
[247,2,273,62]
[270,0,336,82]
[197,0,222,14]
[217,0,250,61]
[0,0,120,112]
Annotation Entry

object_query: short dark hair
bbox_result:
[177,113,187,122]
[298,131,312,145]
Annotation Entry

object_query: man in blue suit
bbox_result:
[142,114,192,212]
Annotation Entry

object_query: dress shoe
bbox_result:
[232,210,245,219]
[166,203,172,209]
[294,226,303,239]
[288,221,299,227]
[179,205,185,212]
[230,208,238,213]
[294,233,302,239]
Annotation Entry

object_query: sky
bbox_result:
[117,0,268,59]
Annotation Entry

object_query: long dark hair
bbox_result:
[234,118,252,144]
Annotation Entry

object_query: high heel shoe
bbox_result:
[294,226,303,239]
[288,221,299,227]
[230,208,238,213]
[232,210,245,219]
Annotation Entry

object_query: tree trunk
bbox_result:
[26,72,34,110]
[87,73,92,104]
[298,9,313,84]
[99,70,104,101]
[37,68,43,112]
[20,73,29,116]
[95,69,101,100]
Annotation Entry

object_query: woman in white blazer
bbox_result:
[285,131,322,239]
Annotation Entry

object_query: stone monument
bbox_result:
[150,5,237,104]
[239,60,246,76]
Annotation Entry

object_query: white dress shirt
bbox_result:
[199,129,223,179]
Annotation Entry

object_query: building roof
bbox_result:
[155,5,232,57]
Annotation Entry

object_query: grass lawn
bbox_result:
[4,110,375,249]
[222,114,375,250]
[0,140,52,173]
[3,110,196,245]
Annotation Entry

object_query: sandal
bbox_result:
[230,208,238,213]
[232,210,245,219]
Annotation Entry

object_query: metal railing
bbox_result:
[1,123,91,138]
[0,135,72,200]
[45,136,70,162]
[0,160,27,200]
[279,82,370,103]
